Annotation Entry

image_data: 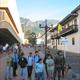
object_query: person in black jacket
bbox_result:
[18,52,28,80]
[54,50,62,80]
[60,53,65,78]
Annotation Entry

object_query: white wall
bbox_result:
[77,9,80,53]
[57,9,80,54]
[0,0,24,42]
[8,0,24,42]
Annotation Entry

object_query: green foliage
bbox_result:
[20,17,59,34]
[25,30,36,46]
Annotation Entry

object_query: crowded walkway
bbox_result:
[0,44,80,80]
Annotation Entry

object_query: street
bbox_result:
[0,46,80,80]
[0,46,45,80]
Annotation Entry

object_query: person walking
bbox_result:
[54,50,62,80]
[18,52,28,80]
[5,60,13,80]
[34,50,41,63]
[5,50,13,80]
[46,55,55,80]
[11,48,19,77]
[34,58,46,80]
[27,52,34,79]
[60,53,66,78]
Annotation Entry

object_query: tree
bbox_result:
[25,30,32,39]
[24,29,36,46]
[28,32,36,46]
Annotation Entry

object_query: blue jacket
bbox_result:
[11,53,19,63]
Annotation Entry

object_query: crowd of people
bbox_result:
[4,44,68,80]
[0,43,10,54]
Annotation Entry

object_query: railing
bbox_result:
[51,34,59,39]
[51,24,78,39]
[60,24,78,36]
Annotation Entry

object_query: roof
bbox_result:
[50,5,80,31]
[71,5,80,13]
[59,5,80,25]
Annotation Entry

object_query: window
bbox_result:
[0,11,4,20]
[0,11,2,21]
[47,39,51,44]
[2,12,4,20]
[67,23,69,27]
[52,40,55,45]
[58,39,60,45]
[66,24,69,29]
[72,37,75,45]
[74,18,77,25]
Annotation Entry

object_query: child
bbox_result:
[5,59,13,80]
[34,58,45,80]
[46,55,55,80]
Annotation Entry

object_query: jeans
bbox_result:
[35,72,44,80]
[54,67,61,80]
[5,66,13,79]
[27,66,33,78]
[12,63,18,76]
[19,67,27,80]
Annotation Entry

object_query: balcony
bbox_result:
[51,34,60,39]
[51,24,78,39]
[60,24,78,36]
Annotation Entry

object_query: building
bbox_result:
[50,5,80,54]
[47,31,54,48]
[0,0,24,45]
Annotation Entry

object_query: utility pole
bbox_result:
[39,19,48,54]
[45,19,48,48]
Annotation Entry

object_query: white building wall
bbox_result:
[8,0,24,42]
[58,33,79,53]
[47,32,53,48]
[57,9,80,54]
[77,10,80,53]
[0,0,24,42]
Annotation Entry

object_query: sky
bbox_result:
[16,0,80,21]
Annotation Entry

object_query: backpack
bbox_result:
[19,57,27,68]
[34,55,40,63]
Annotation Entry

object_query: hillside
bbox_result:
[20,17,59,33]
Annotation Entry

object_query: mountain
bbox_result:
[20,17,59,33]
